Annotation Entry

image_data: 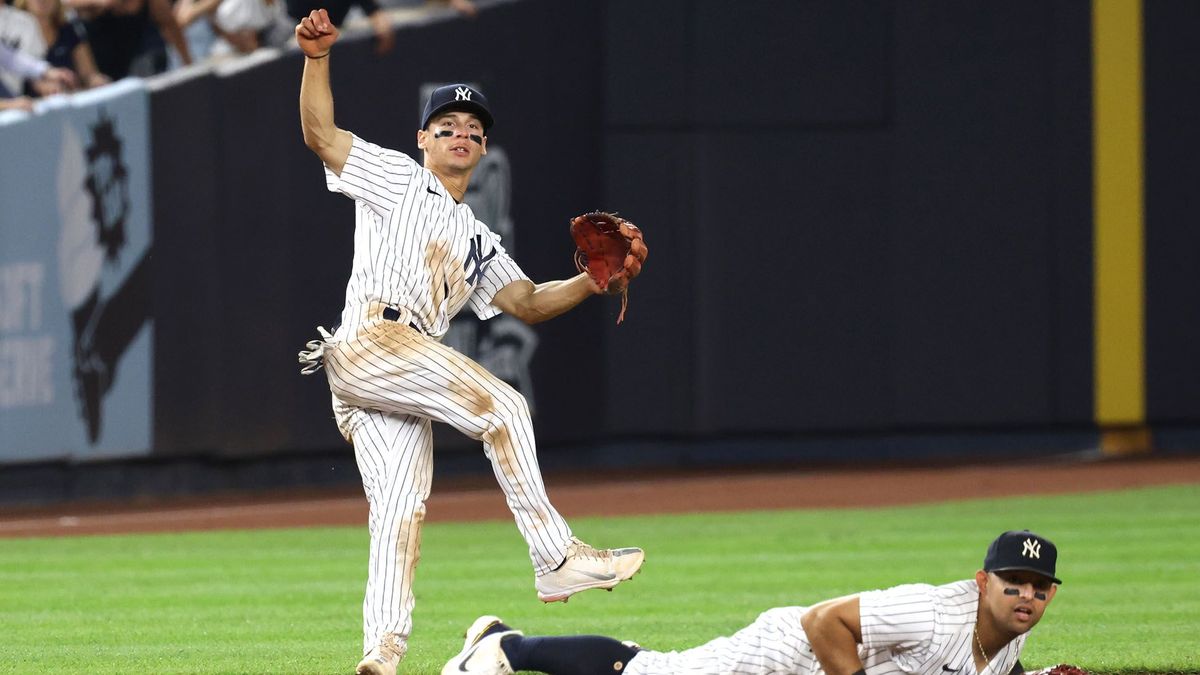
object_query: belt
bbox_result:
[382,306,424,334]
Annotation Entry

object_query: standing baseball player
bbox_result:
[444,530,1064,675]
[294,9,646,675]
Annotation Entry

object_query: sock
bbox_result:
[501,635,639,675]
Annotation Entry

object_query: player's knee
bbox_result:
[493,387,531,422]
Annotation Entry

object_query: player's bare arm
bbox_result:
[297,8,352,175]
[801,594,867,675]
[149,0,193,65]
[491,273,599,324]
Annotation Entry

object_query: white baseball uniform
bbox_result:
[625,580,1026,675]
[315,133,575,654]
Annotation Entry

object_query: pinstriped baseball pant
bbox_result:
[323,317,574,653]
[625,607,815,674]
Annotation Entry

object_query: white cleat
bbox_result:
[441,615,521,675]
[356,633,406,675]
[457,615,506,649]
[535,537,645,603]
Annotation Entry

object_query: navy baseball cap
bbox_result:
[421,83,494,132]
[983,530,1061,584]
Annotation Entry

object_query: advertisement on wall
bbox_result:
[0,80,153,463]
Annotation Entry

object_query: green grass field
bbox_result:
[2,484,1198,674]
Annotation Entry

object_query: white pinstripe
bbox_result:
[625,581,1026,675]
[350,410,432,648]
[316,134,574,654]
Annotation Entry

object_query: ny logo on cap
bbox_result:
[455,87,473,101]
[1022,538,1041,559]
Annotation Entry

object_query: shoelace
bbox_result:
[378,636,406,662]
[569,538,613,562]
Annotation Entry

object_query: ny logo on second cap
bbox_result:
[455,87,472,101]
[1022,538,1041,559]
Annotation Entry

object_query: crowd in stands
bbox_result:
[0,0,476,109]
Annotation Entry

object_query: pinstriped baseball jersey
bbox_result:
[625,580,1025,675]
[311,130,577,656]
[325,133,527,338]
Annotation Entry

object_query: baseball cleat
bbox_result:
[458,615,514,648]
[535,537,645,603]
[356,633,406,675]
[441,615,522,675]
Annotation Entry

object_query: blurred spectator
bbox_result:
[14,0,110,89]
[1,0,46,95]
[65,0,191,79]
[1,38,76,107]
[445,0,475,17]
[376,0,475,16]
[0,95,34,109]
[285,0,392,54]
[175,0,289,57]
[377,0,475,16]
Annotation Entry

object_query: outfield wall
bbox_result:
[2,0,1198,479]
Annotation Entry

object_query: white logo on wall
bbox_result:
[55,111,150,443]
[1021,538,1041,559]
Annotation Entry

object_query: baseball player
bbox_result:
[294,9,645,675]
[444,530,1063,675]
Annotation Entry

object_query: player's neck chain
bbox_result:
[973,625,991,674]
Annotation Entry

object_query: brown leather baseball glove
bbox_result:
[1025,664,1092,675]
[570,211,648,324]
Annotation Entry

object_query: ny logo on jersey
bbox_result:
[465,235,497,285]
[455,87,473,101]
[1022,538,1041,559]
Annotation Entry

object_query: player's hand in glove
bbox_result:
[570,211,648,324]
[295,8,340,58]
[1024,664,1092,675]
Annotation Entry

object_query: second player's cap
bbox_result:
[421,83,494,132]
[983,530,1062,584]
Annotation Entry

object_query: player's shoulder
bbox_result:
[468,213,496,235]
[904,579,977,606]
[864,580,977,624]
[873,581,940,596]
[457,208,499,237]
[349,133,419,168]
[862,580,977,610]
[935,578,979,597]
[926,579,980,623]
[858,582,938,614]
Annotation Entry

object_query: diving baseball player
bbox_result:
[294,9,645,675]
[443,530,1063,675]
